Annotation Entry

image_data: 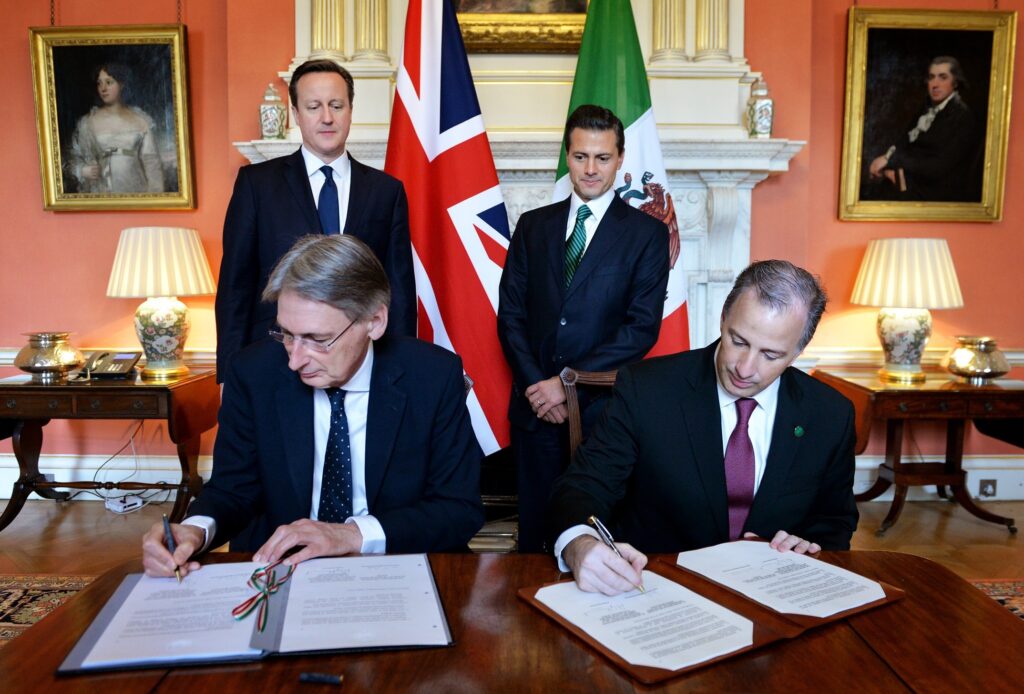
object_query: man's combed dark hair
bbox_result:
[721,260,828,350]
[562,104,625,154]
[929,55,968,92]
[289,59,355,107]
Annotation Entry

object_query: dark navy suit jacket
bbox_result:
[549,342,859,552]
[497,194,669,430]
[189,336,484,553]
[215,149,416,380]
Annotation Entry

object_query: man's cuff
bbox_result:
[181,516,215,553]
[553,525,600,573]
[348,515,386,554]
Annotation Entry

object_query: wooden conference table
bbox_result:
[2,551,1022,692]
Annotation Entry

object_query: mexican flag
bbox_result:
[553,0,689,356]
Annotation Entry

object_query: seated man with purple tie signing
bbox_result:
[142,235,483,577]
[548,261,859,595]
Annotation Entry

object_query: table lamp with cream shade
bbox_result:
[107,227,216,379]
[850,238,963,383]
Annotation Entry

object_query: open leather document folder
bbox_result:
[519,541,904,685]
[59,554,451,674]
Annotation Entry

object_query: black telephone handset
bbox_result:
[79,351,142,379]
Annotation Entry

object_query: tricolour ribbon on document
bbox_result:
[231,559,296,632]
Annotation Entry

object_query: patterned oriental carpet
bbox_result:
[0,574,1022,649]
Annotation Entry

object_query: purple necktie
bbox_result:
[724,398,757,540]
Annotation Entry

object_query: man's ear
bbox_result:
[367,304,389,341]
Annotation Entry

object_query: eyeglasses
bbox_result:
[268,319,356,354]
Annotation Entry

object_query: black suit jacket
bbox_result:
[215,149,416,380]
[548,343,859,552]
[497,195,669,430]
[188,336,484,553]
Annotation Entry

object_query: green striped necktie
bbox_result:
[564,204,592,288]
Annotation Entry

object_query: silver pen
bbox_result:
[587,515,645,592]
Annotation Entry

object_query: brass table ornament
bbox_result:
[942,336,1010,385]
[13,332,84,384]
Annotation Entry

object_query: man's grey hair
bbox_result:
[262,234,390,320]
[721,260,827,350]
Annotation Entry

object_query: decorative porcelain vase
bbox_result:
[746,78,773,139]
[942,336,1010,385]
[259,83,287,139]
[135,297,190,379]
[14,332,84,384]
[877,307,931,383]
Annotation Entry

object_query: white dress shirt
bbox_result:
[302,146,351,234]
[185,343,387,554]
[553,344,782,571]
[565,187,615,255]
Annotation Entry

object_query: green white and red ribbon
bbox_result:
[231,559,296,632]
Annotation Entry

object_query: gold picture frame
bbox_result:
[29,24,195,211]
[838,8,1016,222]
[456,2,587,53]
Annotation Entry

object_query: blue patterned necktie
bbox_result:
[564,204,592,288]
[318,388,353,523]
[318,165,340,234]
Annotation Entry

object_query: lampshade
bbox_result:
[107,227,215,299]
[107,227,215,380]
[850,238,963,309]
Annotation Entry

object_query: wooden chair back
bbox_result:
[559,367,618,460]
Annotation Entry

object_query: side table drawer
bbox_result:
[969,398,1024,417]
[76,395,161,416]
[876,398,967,418]
[1,395,73,417]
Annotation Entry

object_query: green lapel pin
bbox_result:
[794,426,805,438]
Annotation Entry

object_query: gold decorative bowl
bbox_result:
[13,332,84,384]
[941,335,1010,385]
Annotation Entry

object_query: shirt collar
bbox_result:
[713,342,783,413]
[568,186,615,226]
[301,146,351,179]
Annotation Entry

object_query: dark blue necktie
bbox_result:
[318,388,353,523]
[318,165,340,234]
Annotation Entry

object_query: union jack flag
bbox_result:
[385,0,511,454]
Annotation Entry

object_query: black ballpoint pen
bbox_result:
[162,513,182,583]
[587,515,644,592]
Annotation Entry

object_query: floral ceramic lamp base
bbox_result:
[877,307,931,383]
[134,296,190,379]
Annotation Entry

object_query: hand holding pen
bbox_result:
[562,517,648,596]
[587,516,645,593]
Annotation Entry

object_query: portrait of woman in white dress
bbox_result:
[65,63,166,194]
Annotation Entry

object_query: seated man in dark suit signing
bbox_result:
[143,235,483,576]
[549,260,858,595]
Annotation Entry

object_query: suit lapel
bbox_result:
[564,196,628,301]
[275,364,316,517]
[545,198,571,294]
[364,347,407,508]
[283,149,320,232]
[678,344,730,539]
[343,154,365,235]
[749,368,806,520]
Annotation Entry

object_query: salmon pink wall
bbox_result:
[746,0,1024,455]
[0,0,293,456]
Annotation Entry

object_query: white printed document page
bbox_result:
[534,570,753,671]
[81,562,264,668]
[676,541,885,618]
[274,554,451,653]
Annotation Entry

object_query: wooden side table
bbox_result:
[813,368,1024,535]
[0,370,218,532]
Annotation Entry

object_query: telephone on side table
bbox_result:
[73,351,142,380]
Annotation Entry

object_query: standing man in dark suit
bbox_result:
[216,59,416,380]
[143,235,482,576]
[550,261,858,595]
[497,105,670,552]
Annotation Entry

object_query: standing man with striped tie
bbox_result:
[548,261,859,596]
[497,105,669,553]
[216,59,416,381]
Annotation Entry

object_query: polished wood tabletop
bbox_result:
[2,551,1022,692]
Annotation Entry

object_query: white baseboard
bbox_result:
[0,453,213,501]
[1,452,1022,501]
